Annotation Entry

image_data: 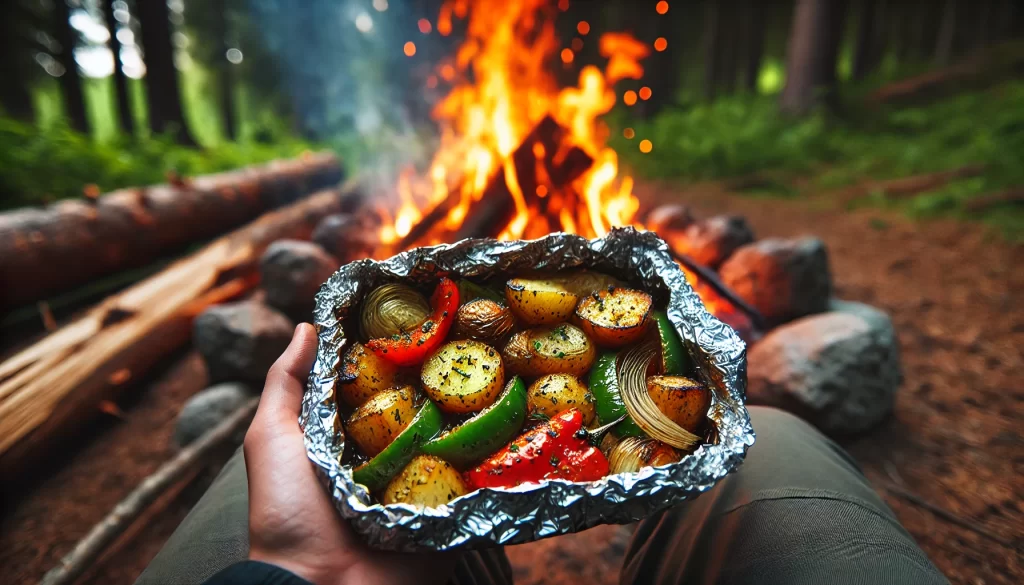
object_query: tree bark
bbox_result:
[703,0,721,101]
[780,0,849,115]
[0,184,360,478]
[743,0,766,91]
[211,0,237,141]
[136,0,196,145]
[852,0,878,80]
[102,0,135,136]
[717,0,739,95]
[934,0,957,65]
[0,152,342,309]
[52,0,90,134]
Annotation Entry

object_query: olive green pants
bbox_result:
[136,407,947,585]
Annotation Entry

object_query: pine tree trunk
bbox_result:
[0,0,35,122]
[935,0,956,65]
[743,0,766,91]
[52,0,90,134]
[703,0,721,101]
[102,0,134,136]
[780,0,848,115]
[852,0,878,80]
[717,0,739,95]
[136,0,196,146]
[212,0,237,141]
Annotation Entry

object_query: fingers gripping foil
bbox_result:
[301,228,755,551]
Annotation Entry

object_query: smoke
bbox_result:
[246,0,448,185]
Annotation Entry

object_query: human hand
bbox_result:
[244,323,456,585]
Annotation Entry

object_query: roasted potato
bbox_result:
[502,324,596,378]
[381,455,468,508]
[646,375,711,434]
[505,278,578,325]
[527,373,596,426]
[421,340,504,414]
[338,342,401,407]
[574,287,653,348]
[346,386,419,457]
[453,298,515,344]
[555,271,625,297]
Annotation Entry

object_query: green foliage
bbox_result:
[615,81,1024,240]
[0,116,317,210]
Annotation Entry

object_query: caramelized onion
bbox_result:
[608,436,682,475]
[360,283,431,339]
[617,337,702,450]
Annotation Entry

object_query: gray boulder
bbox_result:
[174,382,254,447]
[259,239,338,319]
[672,215,754,268]
[194,301,294,384]
[719,237,832,327]
[747,300,901,435]
[311,214,378,262]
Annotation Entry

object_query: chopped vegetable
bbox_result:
[381,455,468,508]
[607,436,681,474]
[618,339,702,450]
[366,278,459,367]
[457,280,505,304]
[647,375,711,435]
[351,400,444,492]
[463,409,609,490]
[653,311,689,375]
[421,340,505,414]
[505,278,578,325]
[360,283,431,340]
[574,287,653,348]
[422,376,528,468]
[588,352,646,438]
[453,298,515,345]
[337,342,400,407]
[501,324,596,378]
[553,271,625,296]
[527,373,596,427]
[345,386,420,457]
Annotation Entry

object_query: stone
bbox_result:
[644,204,696,237]
[173,382,254,447]
[668,215,754,269]
[259,239,338,319]
[311,214,378,262]
[719,237,832,327]
[194,301,294,384]
[746,300,901,435]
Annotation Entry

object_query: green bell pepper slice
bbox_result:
[351,400,443,491]
[457,280,505,304]
[654,311,690,375]
[422,376,528,469]
[588,352,646,438]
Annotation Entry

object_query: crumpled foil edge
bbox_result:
[301,228,754,552]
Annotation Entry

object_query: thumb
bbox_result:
[257,323,319,427]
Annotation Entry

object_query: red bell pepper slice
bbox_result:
[366,277,459,367]
[464,408,609,490]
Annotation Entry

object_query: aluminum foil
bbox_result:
[301,228,755,551]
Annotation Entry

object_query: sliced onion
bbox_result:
[617,336,703,450]
[360,283,431,339]
[608,436,682,475]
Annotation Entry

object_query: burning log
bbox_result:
[0,152,343,310]
[0,183,359,478]
[453,116,593,241]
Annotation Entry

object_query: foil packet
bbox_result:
[301,228,755,551]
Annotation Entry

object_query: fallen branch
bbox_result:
[964,188,1024,213]
[883,482,1016,550]
[0,152,343,310]
[37,398,259,585]
[0,182,358,477]
[832,166,986,205]
[669,250,767,335]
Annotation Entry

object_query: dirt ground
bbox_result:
[1,184,1020,585]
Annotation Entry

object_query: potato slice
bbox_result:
[346,386,419,457]
[554,271,625,297]
[505,278,578,325]
[527,373,596,426]
[382,455,468,508]
[421,340,504,414]
[502,324,596,378]
[338,342,400,407]
[646,375,711,434]
[574,287,653,348]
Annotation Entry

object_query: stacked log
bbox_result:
[0,152,343,310]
